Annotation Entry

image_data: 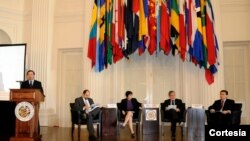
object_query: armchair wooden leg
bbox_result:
[161,124,164,136]
[97,123,100,137]
[136,122,140,140]
[136,123,140,135]
[181,126,184,141]
[71,123,74,137]
[78,124,80,140]
[117,122,120,136]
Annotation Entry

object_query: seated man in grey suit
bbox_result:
[74,89,100,140]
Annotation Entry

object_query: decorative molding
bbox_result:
[220,0,250,6]
[220,0,250,12]
[54,12,83,23]
[0,6,30,21]
[223,41,250,47]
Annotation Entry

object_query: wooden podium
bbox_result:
[9,89,44,141]
[101,108,117,136]
[142,107,160,141]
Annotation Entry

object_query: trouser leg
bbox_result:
[87,108,101,136]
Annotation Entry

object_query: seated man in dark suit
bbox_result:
[162,91,184,138]
[21,70,44,94]
[208,90,235,126]
[119,91,142,138]
[74,89,100,140]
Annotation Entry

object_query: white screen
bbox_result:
[0,44,26,94]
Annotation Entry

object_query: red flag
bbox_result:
[87,1,98,68]
[113,44,123,63]
[160,1,170,54]
[206,0,216,65]
[88,38,96,67]
[187,0,192,48]
[112,0,123,63]
[148,0,157,55]
[118,0,124,43]
[133,0,140,13]
[205,69,214,85]
[179,0,186,61]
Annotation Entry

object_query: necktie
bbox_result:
[171,100,175,105]
[221,100,224,109]
[84,99,90,113]
[29,81,32,87]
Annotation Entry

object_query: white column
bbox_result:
[29,0,53,102]
[29,0,56,126]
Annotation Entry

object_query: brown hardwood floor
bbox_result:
[40,126,186,141]
[0,126,186,141]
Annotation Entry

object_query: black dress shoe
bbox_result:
[131,133,135,138]
[88,135,97,141]
[171,133,176,138]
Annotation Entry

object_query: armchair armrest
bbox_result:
[160,103,166,121]
[231,110,242,125]
[70,109,85,123]
[117,109,121,121]
[97,109,102,122]
[160,109,165,122]
[137,109,142,122]
[182,109,187,122]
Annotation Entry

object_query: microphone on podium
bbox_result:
[16,80,24,88]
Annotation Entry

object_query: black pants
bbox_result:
[209,112,232,126]
[87,107,101,136]
[164,109,181,136]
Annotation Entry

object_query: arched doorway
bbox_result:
[0,29,12,44]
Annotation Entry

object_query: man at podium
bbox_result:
[21,70,44,94]
[20,69,44,134]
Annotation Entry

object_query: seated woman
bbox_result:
[119,91,142,138]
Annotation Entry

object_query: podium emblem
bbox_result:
[15,101,35,122]
[145,109,157,121]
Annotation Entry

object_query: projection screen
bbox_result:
[0,44,26,94]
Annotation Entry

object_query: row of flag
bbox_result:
[87,0,219,84]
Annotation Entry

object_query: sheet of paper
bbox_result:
[107,104,117,108]
[167,105,177,109]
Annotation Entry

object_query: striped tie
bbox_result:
[29,81,32,87]
[221,100,224,110]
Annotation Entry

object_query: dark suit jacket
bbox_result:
[119,98,141,119]
[209,99,235,111]
[162,98,184,112]
[21,80,44,95]
[120,98,141,112]
[74,97,94,112]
